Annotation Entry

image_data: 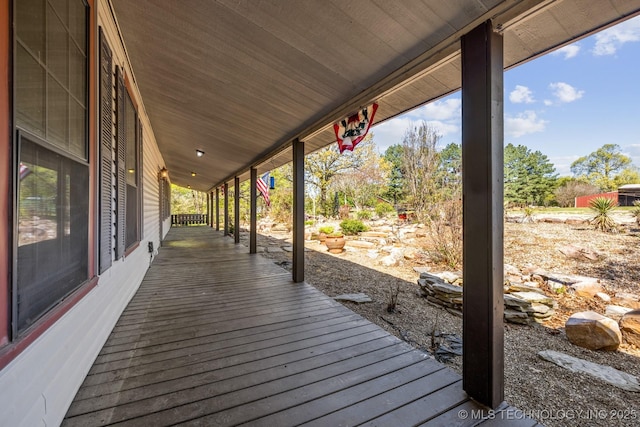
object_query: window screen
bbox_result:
[17,135,89,331]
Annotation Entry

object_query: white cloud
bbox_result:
[505,111,547,138]
[371,97,462,151]
[549,82,584,103]
[509,85,535,104]
[551,43,581,59]
[425,120,458,137]
[412,98,461,121]
[550,155,581,176]
[543,99,553,106]
[625,144,640,168]
[371,115,459,152]
[592,16,640,56]
[371,117,413,151]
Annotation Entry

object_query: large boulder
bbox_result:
[619,309,640,347]
[565,311,622,351]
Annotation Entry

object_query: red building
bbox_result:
[575,184,640,207]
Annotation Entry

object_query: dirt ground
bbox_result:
[242,214,640,427]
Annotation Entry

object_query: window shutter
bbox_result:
[138,118,143,239]
[115,67,126,258]
[98,29,113,273]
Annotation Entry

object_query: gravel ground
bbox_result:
[241,216,640,427]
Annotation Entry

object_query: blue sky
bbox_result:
[371,16,640,176]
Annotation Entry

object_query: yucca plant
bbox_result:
[521,206,535,223]
[633,200,640,226]
[589,197,618,232]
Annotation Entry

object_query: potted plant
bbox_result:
[318,225,334,243]
[324,232,346,254]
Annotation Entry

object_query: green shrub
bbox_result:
[357,210,372,220]
[339,219,368,235]
[375,202,395,217]
[589,197,618,232]
[304,220,315,226]
[318,225,334,235]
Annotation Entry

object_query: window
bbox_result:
[16,0,87,160]
[14,0,88,334]
[125,94,139,248]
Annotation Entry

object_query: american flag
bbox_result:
[19,162,31,180]
[256,172,270,207]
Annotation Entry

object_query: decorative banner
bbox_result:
[333,103,378,153]
[256,172,271,207]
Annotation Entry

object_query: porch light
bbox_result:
[191,171,197,176]
[196,149,205,157]
[158,167,168,179]
[187,185,191,189]
[128,168,135,174]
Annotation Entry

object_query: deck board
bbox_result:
[63,226,538,426]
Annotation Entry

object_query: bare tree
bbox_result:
[331,140,389,210]
[402,122,442,221]
[305,136,375,216]
[554,179,600,207]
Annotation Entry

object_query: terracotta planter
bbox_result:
[325,235,346,254]
[318,232,327,242]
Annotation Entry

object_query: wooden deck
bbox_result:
[63,226,540,426]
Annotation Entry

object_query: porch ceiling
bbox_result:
[110,0,640,192]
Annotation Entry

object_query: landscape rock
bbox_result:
[417,276,463,310]
[359,231,388,238]
[565,218,589,225]
[595,292,611,302]
[380,255,398,267]
[333,293,372,304]
[542,217,565,223]
[503,294,531,311]
[571,281,604,298]
[527,303,552,315]
[538,350,640,392]
[433,271,462,284]
[619,309,640,347]
[504,264,521,276]
[419,272,447,284]
[565,311,622,351]
[504,309,530,325]
[418,270,556,324]
[366,250,379,259]
[346,240,376,249]
[503,293,555,323]
[403,250,416,260]
[506,282,544,294]
[605,305,633,320]
[521,265,546,276]
[558,244,600,261]
[511,291,555,306]
[615,292,640,301]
